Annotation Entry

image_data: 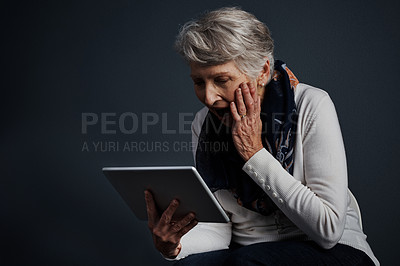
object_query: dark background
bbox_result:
[2,0,399,265]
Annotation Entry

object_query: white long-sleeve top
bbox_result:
[174,83,379,265]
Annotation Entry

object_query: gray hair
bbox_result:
[175,7,274,81]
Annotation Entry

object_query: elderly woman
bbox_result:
[144,7,379,265]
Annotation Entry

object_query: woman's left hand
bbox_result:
[230,82,264,161]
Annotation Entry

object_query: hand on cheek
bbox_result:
[230,82,264,161]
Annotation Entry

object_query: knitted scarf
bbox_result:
[195,60,298,216]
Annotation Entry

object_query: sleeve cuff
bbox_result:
[242,148,299,205]
[162,253,179,261]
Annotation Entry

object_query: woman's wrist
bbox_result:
[242,145,264,162]
[162,243,182,259]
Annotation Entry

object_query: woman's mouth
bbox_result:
[211,107,233,127]
[214,107,231,118]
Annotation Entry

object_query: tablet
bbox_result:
[103,166,230,223]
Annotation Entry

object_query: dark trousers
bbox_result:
[173,241,374,266]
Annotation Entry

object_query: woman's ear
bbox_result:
[257,60,270,87]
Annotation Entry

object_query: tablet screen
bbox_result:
[103,166,230,223]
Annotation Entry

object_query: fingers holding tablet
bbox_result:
[171,212,196,234]
[144,190,198,258]
[174,213,198,242]
[160,198,180,225]
[144,190,159,229]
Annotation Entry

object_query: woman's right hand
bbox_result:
[144,190,198,259]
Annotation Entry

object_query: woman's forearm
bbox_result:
[242,95,348,249]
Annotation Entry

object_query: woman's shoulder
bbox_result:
[193,106,209,125]
[295,83,331,105]
[294,83,334,115]
[294,83,341,141]
[191,106,209,136]
[194,106,209,118]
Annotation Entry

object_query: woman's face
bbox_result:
[190,61,253,125]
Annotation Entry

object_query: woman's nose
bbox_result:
[204,84,218,107]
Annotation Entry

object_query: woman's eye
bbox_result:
[215,79,229,84]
